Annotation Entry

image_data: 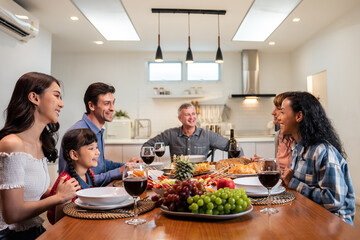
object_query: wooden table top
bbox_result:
[38,189,359,240]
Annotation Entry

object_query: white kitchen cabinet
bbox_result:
[239,142,256,158]
[255,142,275,158]
[105,145,124,163]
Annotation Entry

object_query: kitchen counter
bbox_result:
[105,135,275,144]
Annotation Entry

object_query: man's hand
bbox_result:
[250,154,262,162]
[281,168,294,187]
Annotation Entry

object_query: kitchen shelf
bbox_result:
[152,94,204,99]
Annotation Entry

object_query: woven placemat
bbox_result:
[63,198,155,220]
[251,191,295,205]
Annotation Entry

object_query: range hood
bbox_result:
[231,50,275,98]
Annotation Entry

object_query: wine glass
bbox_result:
[257,158,281,214]
[154,142,165,162]
[228,142,241,158]
[141,146,155,165]
[122,162,148,225]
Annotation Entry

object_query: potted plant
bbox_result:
[114,110,130,119]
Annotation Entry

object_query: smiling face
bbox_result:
[178,106,197,129]
[72,141,100,170]
[36,81,64,124]
[271,105,282,125]
[89,92,115,124]
[278,98,302,139]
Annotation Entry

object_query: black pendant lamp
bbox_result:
[215,14,224,63]
[155,13,163,62]
[185,13,193,63]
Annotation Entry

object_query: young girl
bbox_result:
[279,91,355,225]
[0,72,80,239]
[47,128,100,224]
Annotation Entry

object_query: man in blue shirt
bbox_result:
[58,82,140,186]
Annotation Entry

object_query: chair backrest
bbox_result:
[206,148,215,162]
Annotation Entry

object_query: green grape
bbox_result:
[199,208,205,214]
[241,193,248,199]
[200,195,206,199]
[231,204,236,210]
[228,197,235,205]
[236,198,244,205]
[221,193,228,199]
[197,199,204,207]
[187,197,194,204]
[191,209,199,214]
[224,187,230,191]
[240,188,246,195]
[224,209,231,214]
[193,195,200,202]
[205,209,213,215]
[210,195,217,202]
[228,192,234,198]
[205,193,212,197]
[207,202,214,210]
[234,194,241,201]
[235,204,243,213]
[213,209,219,215]
[204,196,211,204]
[242,201,247,210]
[214,191,221,197]
[246,198,252,206]
[191,203,199,210]
[217,205,224,211]
[224,203,231,211]
[215,197,222,205]
[219,210,224,215]
[222,199,227,205]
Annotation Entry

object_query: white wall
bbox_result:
[52,51,292,141]
[0,28,52,127]
[291,5,360,201]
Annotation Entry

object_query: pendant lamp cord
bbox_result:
[218,14,220,48]
[158,13,161,46]
[188,13,191,48]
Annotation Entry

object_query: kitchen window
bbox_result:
[186,62,220,81]
[148,62,182,81]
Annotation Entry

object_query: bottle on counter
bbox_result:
[228,129,240,158]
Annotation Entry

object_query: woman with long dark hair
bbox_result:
[0,72,80,239]
[280,91,355,225]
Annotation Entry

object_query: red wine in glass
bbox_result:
[155,150,165,157]
[228,150,240,158]
[123,177,148,196]
[258,172,280,188]
[141,155,155,164]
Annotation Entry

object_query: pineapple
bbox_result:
[173,155,195,181]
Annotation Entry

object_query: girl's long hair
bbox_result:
[286,91,346,159]
[61,128,97,186]
[0,72,61,162]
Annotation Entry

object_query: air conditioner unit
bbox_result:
[0,0,39,42]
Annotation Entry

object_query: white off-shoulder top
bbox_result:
[0,152,50,232]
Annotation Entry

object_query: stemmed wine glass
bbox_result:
[229,142,241,158]
[122,162,148,225]
[257,158,281,214]
[140,146,155,165]
[154,142,165,162]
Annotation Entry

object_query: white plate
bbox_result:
[234,176,282,193]
[160,204,253,220]
[149,170,164,180]
[245,186,286,197]
[76,187,129,206]
[149,162,164,170]
[74,197,134,210]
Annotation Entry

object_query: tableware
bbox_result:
[257,158,281,214]
[187,155,206,163]
[246,186,285,197]
[160,204,253,220]
[228,142,241,158]
[233,176,281,193]
[149,161,164,170]
[164,171,212,178]
[123,162,148,225]
[148,169,164,180]
[76,187,130,206]
[141,146,155,165]
[74,196,134,210]
[154,142,165,162]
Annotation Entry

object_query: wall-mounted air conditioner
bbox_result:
[0,0,39,42]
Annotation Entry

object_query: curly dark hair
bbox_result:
[285,91,346,159]
[83,82,115,114]
[61,129,97,187]
[0,72,61,162]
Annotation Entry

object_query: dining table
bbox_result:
[37,186,360,240]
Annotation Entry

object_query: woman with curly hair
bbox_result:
[279,91,355,225]
[0,72,80,239]
[47,128,99,224]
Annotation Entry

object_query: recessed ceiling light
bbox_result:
[71,0,140,41]
[94,41,104,45]
[269,41,275,45]
[293,17,301,22]
[233,0,302,42]
[70,16,79,21]
[15,15,29,20]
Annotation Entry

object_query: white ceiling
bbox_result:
[14,0,360,53]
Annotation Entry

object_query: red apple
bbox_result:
[216,178,235,190]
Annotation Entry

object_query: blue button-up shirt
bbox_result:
[58,114,123,186]
[288,140,355,225]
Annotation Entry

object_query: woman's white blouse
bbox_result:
[0,152,50,231]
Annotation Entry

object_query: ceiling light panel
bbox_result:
[71,0,140,41]
[233,0,302,42]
